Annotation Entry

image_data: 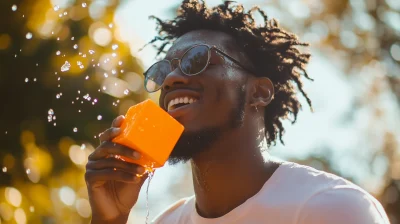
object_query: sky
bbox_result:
[110,0,400,222]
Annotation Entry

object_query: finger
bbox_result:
[89,142,141,161]
[86,158,146,174]
[98,127,121,143]
[112,115,125,128]
[85,169,141,184]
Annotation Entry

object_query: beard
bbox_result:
[167,84,247,165]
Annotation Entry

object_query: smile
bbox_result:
[167,96,198,112]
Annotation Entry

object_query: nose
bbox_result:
[162,66,189,91]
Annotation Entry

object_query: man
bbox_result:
[85,0,390,223]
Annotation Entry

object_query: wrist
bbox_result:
[90,213,129,224]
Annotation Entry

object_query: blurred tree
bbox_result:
[0,0,147,223]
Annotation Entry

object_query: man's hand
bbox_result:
[85,115,147,224]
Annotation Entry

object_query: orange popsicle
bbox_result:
[112,99,184,170]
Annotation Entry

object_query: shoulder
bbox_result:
[152,196,194,224]
[297,183,390,224]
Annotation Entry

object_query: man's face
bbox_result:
[158,30,251,164]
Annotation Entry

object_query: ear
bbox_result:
[249,77,274,107]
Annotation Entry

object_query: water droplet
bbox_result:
[112,69,117,75]
[124,89,129,95]
[82,54,87,58]
[22,14,25,18]
[56,51,61,55]
[2,167,7,172]
[61,61,71,72]
[56,94,60,99]
[33,78,37,82]
[25,78,29,83]
[73,127,78,132]
[77,61,82,66]
[54,5,60,11]
[12,5,17,11]
[73,44,78,49]
[36,63,39,66]
[120,70,124,73]
[54,123,56,126]
[97,115,102,120]
[112,53,117,57]
[118,61,123,65]
[102,86,106,90]
[57,37,60,41]
[59,13,63,18]
[26,32,33,39]
[112,44,119,50]
[82,2,87,7]
[109,23,113,28]
[79,65,84,69]
[14,54,17,58]
[85,76,89,80]
[63,12,67,15]
[48,109,54,115]
[78,90,80,94]
[93,99,98,103]
[26,169,31,174]
[89,50,95,54]
[78,110,81,113]
[71,37,75,40]
[29,206,34,213]
[5,131,7,134]
[81,144,86,150]
[57,77,61,81]
[104,73,108,78]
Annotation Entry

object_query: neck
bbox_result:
[190,123,279,218]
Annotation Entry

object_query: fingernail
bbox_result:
[133,151,141,159]
[137,166,145,174]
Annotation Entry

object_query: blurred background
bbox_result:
[0,0,399,223]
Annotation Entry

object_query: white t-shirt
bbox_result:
[152,161,389,224]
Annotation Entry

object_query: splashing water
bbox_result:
[73,44,78,49]
[82,2,87,7]
[118,61,123,65]
[97,115,102,120]
[56,51,61,55]
[88,50,95,54]
[85,76,89,80]
[109,23,113,28]
[48,109,54,115]
[112,44,119,50]
[26,33,33,39]
[73,127,78,132]
[56,94,60,99]
[11,5,17,11]
[80,144,86,150]
[61,61,71,72]
[124,89,129,95]
[145,169,155,224]
[25,78,29,83]
[2,167,7,172]
[33,78,37,82]
[53,5,60,11]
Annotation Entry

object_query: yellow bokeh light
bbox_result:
[14,208,26,224]
[0,34,11,50]
[0,203,13,221]
[93,28,112,47]
[5,187,22,207]
[69,145,87,165]
[75,198,91,218]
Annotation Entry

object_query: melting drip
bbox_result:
[145,170,154,224]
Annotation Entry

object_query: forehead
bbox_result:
[165,30,237,59]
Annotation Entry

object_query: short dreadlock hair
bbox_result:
[148,0,313,146]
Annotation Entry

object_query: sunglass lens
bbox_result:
[144,61,171,92]
[181,45,209,75]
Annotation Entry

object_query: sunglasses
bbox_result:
[143,44,255,92]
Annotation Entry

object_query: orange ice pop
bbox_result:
[112,99,184,170]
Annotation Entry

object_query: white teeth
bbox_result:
[167,96,198,111]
